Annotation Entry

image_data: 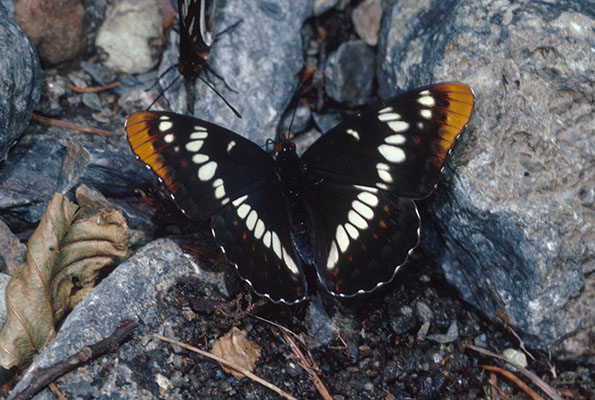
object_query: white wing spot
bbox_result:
[352,200,374,220]
[221,198,230,205]
[190,130,208,140]
[358,191,378,207]
[385,133,406,144]
[263,231,271,248]
[282,248,299,274]
[378,106,394,114]
[346,128,360,141]
[378,112,402,122]
[378,144,406,163]
[159,121,173,131]
[246,210,258,230]
[186,140,204,152]
[376,182,389,190]
[419,89,431,96]
[348,210,368,229]
[420,109,432,119]
[271,232,282,260]
[326,241,339,270]
[164,133,175,143]
[418,95,435,106]
[344,223,359,240]
[173,146,180,152]
[417,122,424,130]
[335,225,349,253]
[227,141,236,152]
[237,204,251,219]
[232,195,248,206]
[192,154,209,164]
[387,120,409,133]
[254,219,265,239]
[377,168,393,183]
[353,185,378,193]
[193,125,207,132]
[198,161,217,181]
[213,179,226,199]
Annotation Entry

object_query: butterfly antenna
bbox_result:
[146,72,182,111]
[197,74,242,118]
[278,81,306,143]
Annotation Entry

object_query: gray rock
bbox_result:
[8,238,230,399]
[427,321,459,344]
[378,0,594,362]
[95,0,164,74]
[159,0,313,147]
[0,123,156,231]
[0,7,42,162]
[324,40,376,107]
[312,0,339,16]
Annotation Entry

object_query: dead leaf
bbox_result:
[0,187,128,369]
[211,327,261,380]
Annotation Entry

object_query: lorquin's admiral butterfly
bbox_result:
[126,83,474,304]
[168,0,240,116]
[177,0,215,83]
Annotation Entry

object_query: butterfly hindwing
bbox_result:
[303,181,420,297]
[211,180,308,304]
[126,111,274,219]
[302,83,474,199]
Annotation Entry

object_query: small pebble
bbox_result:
[503,348,528,369]
[352,0,382,46]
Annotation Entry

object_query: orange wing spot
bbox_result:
[373,233,379,240]
[379,220,388,229]
[232,220,239,226]
[430,83,474,168]
[242,232,248,241]
[383,205,390,213]
[361,243,367,252]
[348,255,353,262]
[413,136,422,145]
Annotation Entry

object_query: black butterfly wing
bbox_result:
[126,111,274,219]
[126,111,307,303]
[303,181,420,297]
[178,0,213,53]
[211,182,307,304]
[302,83,474,199]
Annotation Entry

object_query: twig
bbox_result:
[65,82,121,93]
[465,344,563,400]
[12,319,139,400]
[477,365,543,400]
[31,113,112,137]
[280,331,333,400]
[155,334,298,400]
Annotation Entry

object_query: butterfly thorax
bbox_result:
[274,141,316,265]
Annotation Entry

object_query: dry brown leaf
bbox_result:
[0,187,128,369]
[211,327,261,380]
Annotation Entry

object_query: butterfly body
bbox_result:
[126,83,474,304]
[177,0,215,81]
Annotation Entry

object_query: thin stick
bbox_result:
[280,331,333,400]
[31,113,112,137]
[464,344,563,400]
[12,320,139,400]
[65,82,121,93]
[155,334,298,400]
[477,365,543,400]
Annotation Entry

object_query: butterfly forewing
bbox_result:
[303,182,420,297]
[211,181,308,304]
[126,111,274,219]
[302,83,474,199]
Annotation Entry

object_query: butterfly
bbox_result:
[126,83,474,304]
[177,0,216,82]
